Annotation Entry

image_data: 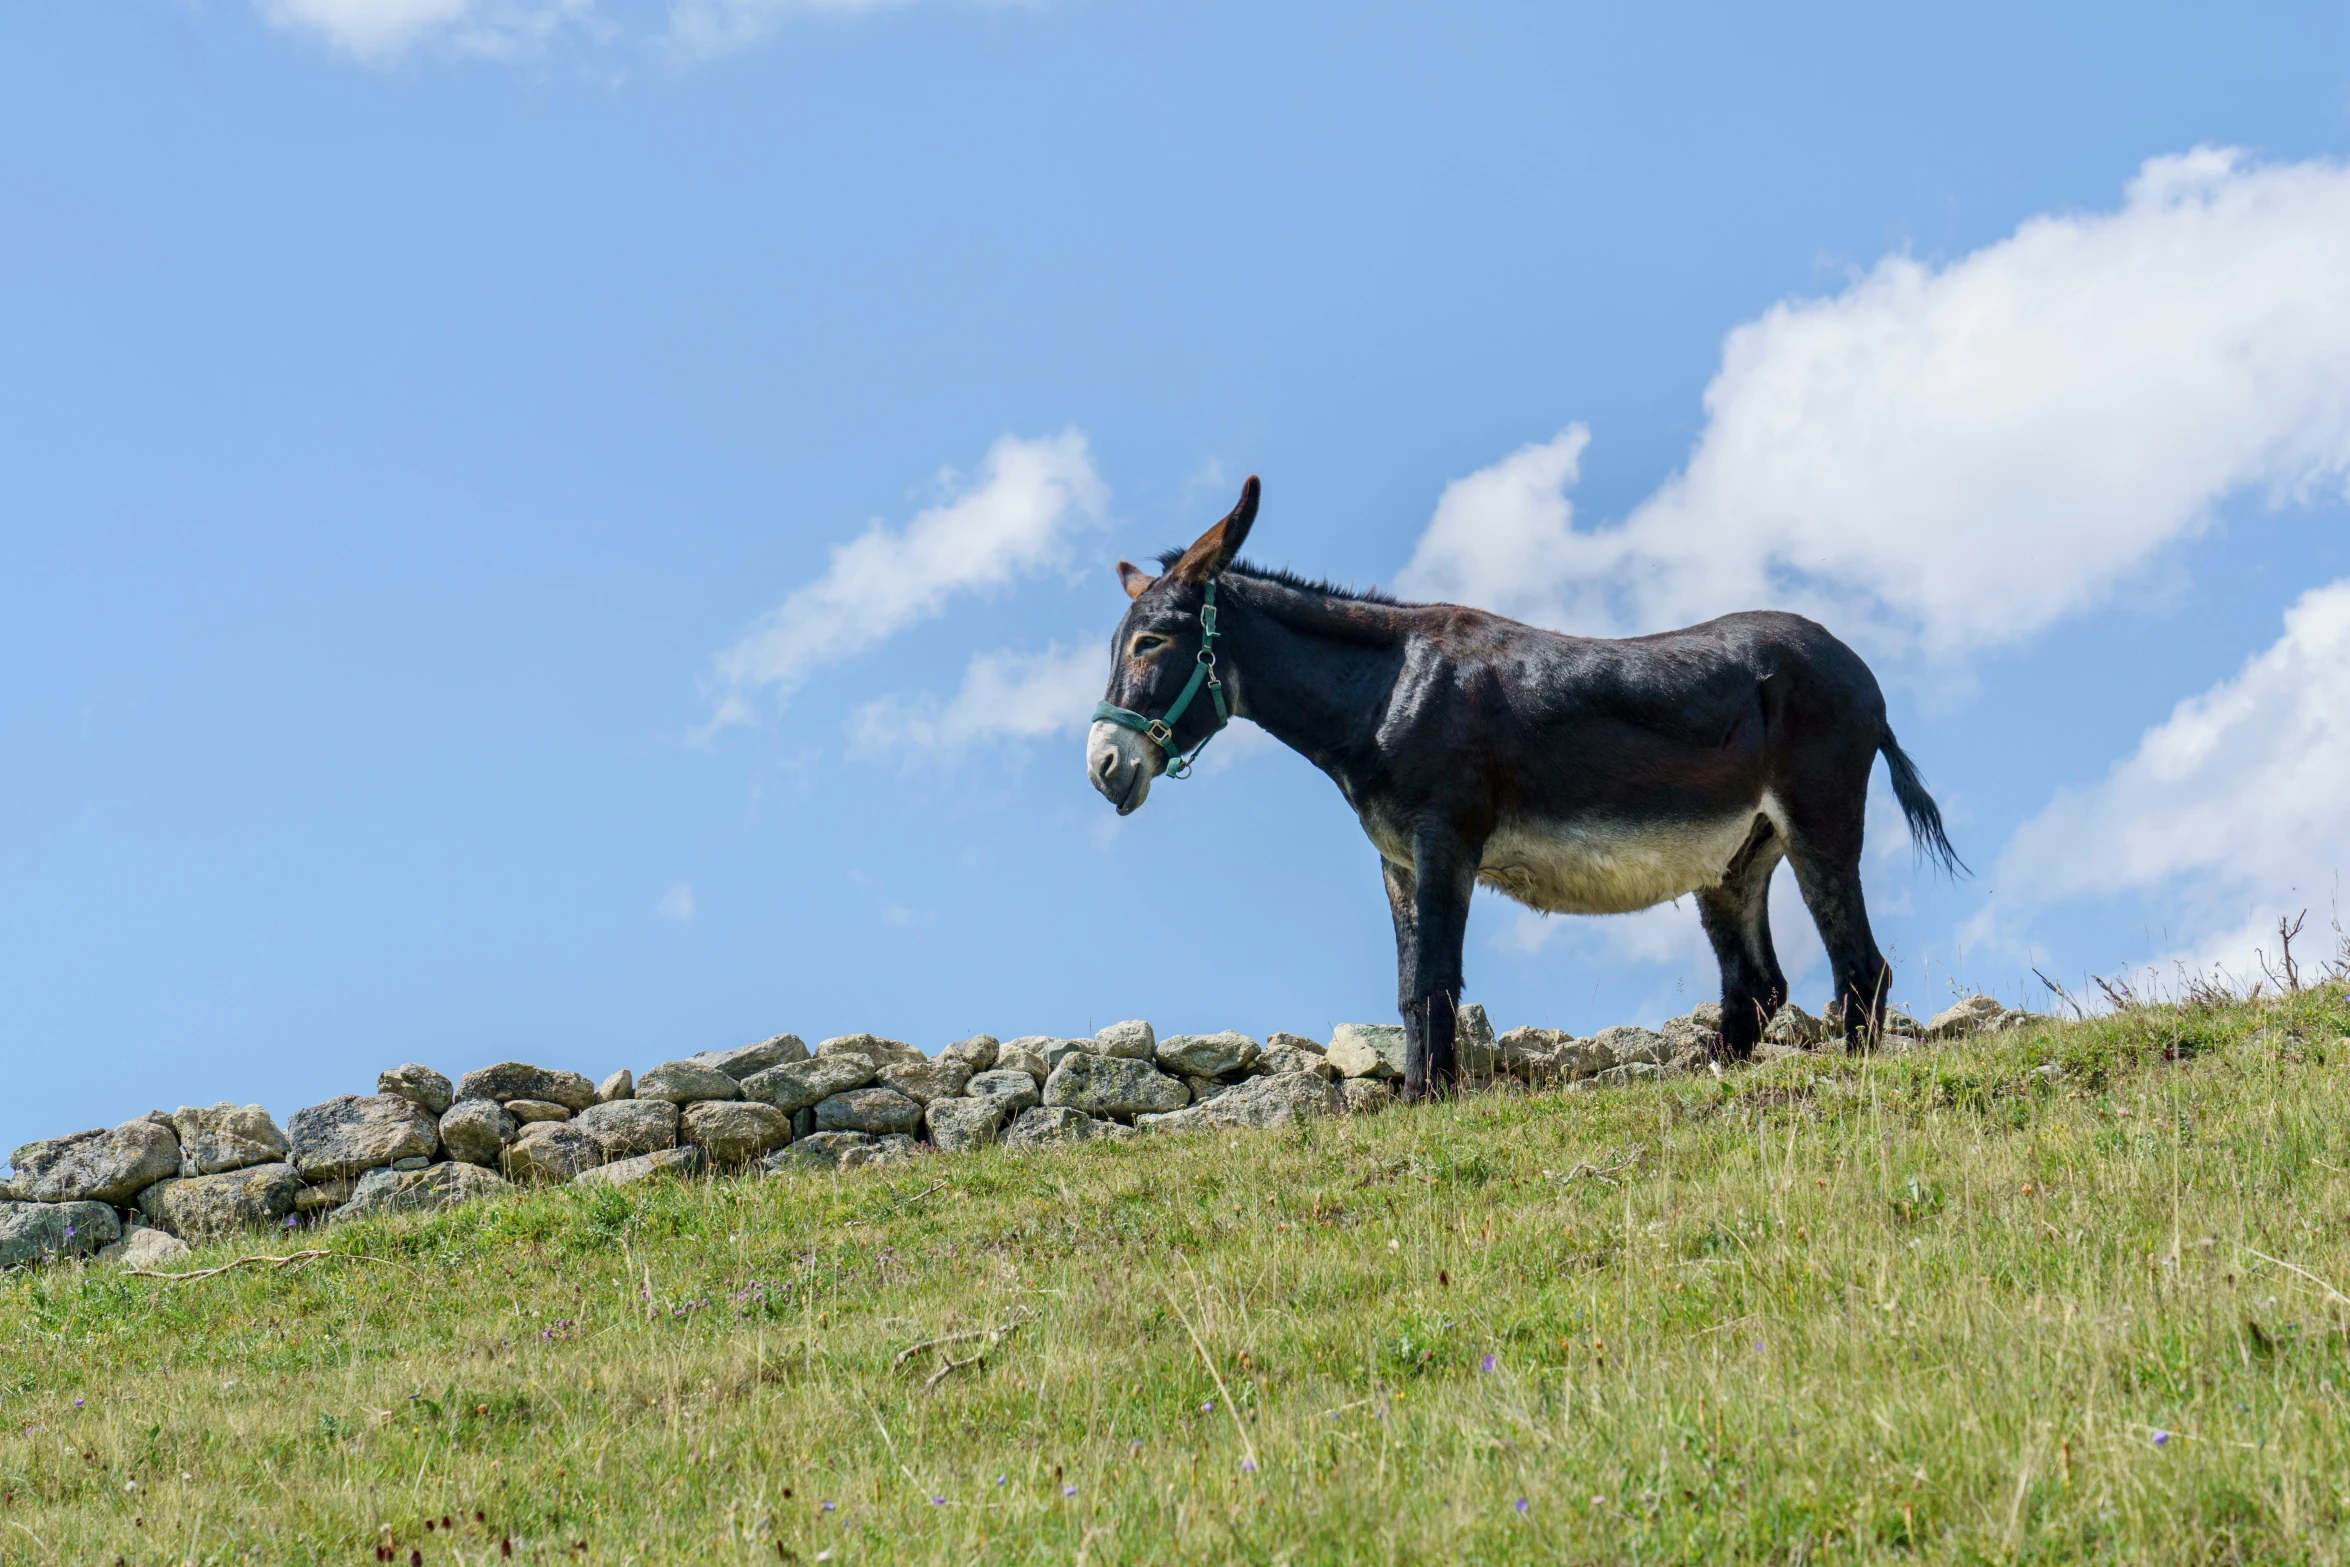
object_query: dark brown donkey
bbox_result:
[1085,478,1961,1099]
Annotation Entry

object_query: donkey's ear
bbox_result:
[1169,475,1260,585]
[1115,561,1156,600]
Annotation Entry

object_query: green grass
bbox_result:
[7,992,2350,1563]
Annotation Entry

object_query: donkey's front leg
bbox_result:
[1397,833,1477,1102]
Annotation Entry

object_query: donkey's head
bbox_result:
[1086,476,1259,814]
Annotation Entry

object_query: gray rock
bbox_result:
[375,1064,454,1117]
[7,1121,182,1206]
[1326,1023,1407,1081]
[332,1161,510,1223]
[815,1033,923,1067]
[635,1059,742,1106]
[939,1034,999,1071]
[1093,1020,1157,1061]
[136,1163,302,1241]
[841,1133,923,1169]
[1041,1038,1095,1071]
[681,1101,792,1165]
[1762,1005,1823,1048]
[1591,1025,1671,1067]
[100,1226,190,1269]
[964,1069,1042,1114]
[813,1088,924,1136]
[1184,1075,1229,1104]
[690,1034,808,1080]
[438,1098,517,1167]
[0,1200,120,1267]
[294,1176,357,1212]
[1886,1006,1923,1036]
[1139,1073,1344,1134]
[573,1099,679,1160]
[1691,1000,1723,1028]
[454,1063,598,1112]
[1925,995,2007,1039]
[501,1122,602,1184]
[878,1059,974,1106]
[1553,1036,1620,1080]
[1257,1044,1339,1081]
[1497,1026,1573,1082]
[741,1054,877,1115]
[1457,1003,1499,1087]
[575,1146,703,1188]
[1263,1030,1325,1056]
[1001,1106,1137,1149]
[1340,1078,1395,1115]
[1155,1031,1259,1078]
[504,1099,572,1124]
[994,1039,1051,1080]
[597,1068,634,1103]
[171,1103,289,1177]
[792,1107,816,1139]
[1042,1054,1189,1118]
[390,1156,430,1171]
[764,1132,871,1171]
[1659,1014,1722,1061]
[287,1095,440,1181]
[923,1096,1007,1153]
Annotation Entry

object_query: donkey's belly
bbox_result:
[1476,811,1766,915]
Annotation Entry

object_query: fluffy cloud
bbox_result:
[1984,578,2350,974]
[663,0,900,59]
[1399,149,2350,659]
[846,640,1102,760]
[256,0,588,60]
[708,431,1107,729]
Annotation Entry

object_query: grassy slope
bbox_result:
[6,995,2350,1565]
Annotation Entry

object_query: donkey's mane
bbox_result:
[1153,550,1412,607]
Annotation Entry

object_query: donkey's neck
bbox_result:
[1218,575,1412,771]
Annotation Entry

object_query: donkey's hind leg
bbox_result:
[1697,816,1788,1060]
[1781,802,1891,1046]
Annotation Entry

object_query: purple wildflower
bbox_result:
[1516,1498,1529,1513]
[62,1225,74,1239]
[1240,1458,1257,1473]
[930,1496,946,1505]
[1480,1354,1496,1372]
[820,1501,836,1513]
[1063,1486,1077,1498]
[2152,1429,2171,1447]
[1200,1400,1214,1413]
[995,1475,1006,1486]
[73,1399,84,1409]
[1752,1340,1765,1352]
[283,1214,299,1229]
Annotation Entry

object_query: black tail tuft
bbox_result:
[1880,729,1967,877]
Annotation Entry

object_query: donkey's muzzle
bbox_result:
[1086,720,1158,815]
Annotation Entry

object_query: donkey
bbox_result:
[1085,477,1961,1099]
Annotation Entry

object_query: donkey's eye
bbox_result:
[1129,635,1168,658]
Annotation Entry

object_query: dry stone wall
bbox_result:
[1,996,2038,1270]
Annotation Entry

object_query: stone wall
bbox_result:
[1,996,2035,1270]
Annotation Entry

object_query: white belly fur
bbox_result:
[1363,800,1781,916]
[1474,814,1760,914]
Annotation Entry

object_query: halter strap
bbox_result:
[1091,580,1229,779]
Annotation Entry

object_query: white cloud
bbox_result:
[846,640,1102,759]
[708,430,1107,730]
[1399,149,2350,660]
[1983,578,2350,972]
[257,0,588,60]
[656,882,696,920]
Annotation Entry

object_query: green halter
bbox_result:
[1091,580,1229,779]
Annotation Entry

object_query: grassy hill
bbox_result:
[6,991,2349,1564]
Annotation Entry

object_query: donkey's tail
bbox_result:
[1879,728,1967,877]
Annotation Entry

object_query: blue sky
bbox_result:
[6,1,2350,1153]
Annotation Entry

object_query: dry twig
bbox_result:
[2246,1248,2350,1309]
[894,1314,1026,1393]
[125,1248,415,1283]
